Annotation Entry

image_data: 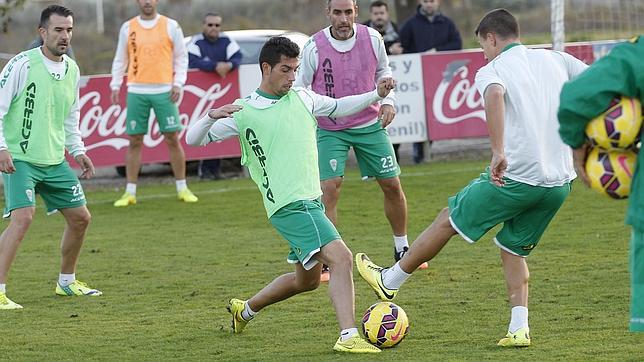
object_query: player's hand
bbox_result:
[573,143,590,187]
[376,77,396,98]
[170,86,182,103]
[208,104,243,120]
[75,154,95,180]
[0,150,16,174]
[489,152,507,187]
[215,62,233,78]
[389,42,403,55]
[111,89,120,105]
[378,104,396,128]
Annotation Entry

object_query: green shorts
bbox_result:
[2,160,86,217]
[269,199,341,270]
[448,169,571,257]
[126,92,182,135]
[317,122,400,181]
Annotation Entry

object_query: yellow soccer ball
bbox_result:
[585,147,638,199]
[585,96,642,150]
[361,302,409,348]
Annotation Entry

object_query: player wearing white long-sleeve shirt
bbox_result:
[186,36,393,353]
[110,0,196,207]
[0,5,101,311]
[294,0,423,277]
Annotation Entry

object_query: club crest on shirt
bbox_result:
[330,159,337,172]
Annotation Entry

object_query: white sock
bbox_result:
[176,179,187,192]
[0,283,5,293]
[381,262,411,290]
[508,306,529,333]
[59,273,76,287]
[340,327,358,341]
[241,302,256,321]
[126,183,137,195]
[394,235,409,253]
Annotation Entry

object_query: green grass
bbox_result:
[1,160,642,360]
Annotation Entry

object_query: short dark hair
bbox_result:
[474,8,519,39]
[258,36,300,70]
[39,5,73,28]
[203,12,221,23]
[370,1,389,10]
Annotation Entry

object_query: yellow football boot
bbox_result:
[56,280,102,296]
[355,253,398,301]
[497,327,531,347]
[178,188,198,203]
[114,192,136,207]
[333,335,381,353]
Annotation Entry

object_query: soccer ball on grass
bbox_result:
[361,302,409,348]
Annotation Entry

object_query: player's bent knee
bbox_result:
[299,275,321,292]
[379,177,403,195]
[333,244,353,271]
[10,211,34,234]
[321,180,341,198]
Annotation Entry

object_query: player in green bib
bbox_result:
[186,37,395,353]
[558,35,644,333]
[0,6,102,310]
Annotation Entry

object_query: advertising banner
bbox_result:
[74,70,241,167]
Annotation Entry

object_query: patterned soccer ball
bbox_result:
[585,147,637,199]
[361,302,409,348]
[585,96,643,150]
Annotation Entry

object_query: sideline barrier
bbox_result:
[74,40,619,167]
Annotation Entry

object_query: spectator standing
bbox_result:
[186,12,243,180]
[363,0,403,162]
[363,1,402,56]
[110,0,197,206]
[400,0,462,163]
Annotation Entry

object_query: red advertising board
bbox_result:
[422,50,488,141]
[73,69,241,167]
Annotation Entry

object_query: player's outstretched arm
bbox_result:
[306,78,396,118]
[186,104,242,146]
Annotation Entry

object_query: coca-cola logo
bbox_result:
[79,82,232,151]
[432,60,485,125]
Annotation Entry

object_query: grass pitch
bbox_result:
[1,160,642,360]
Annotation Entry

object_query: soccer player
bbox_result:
[295,0,426,276]
[0,5,102,310]
[558,35,644,333]
[355,8,588,346]
[186,36,395,353]
[110,0,197,207]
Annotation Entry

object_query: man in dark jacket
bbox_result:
[187,12,243,180]
[363,0,403,161]
[399,0,462,163]
[399,0,462,53]
[363,0,402,56]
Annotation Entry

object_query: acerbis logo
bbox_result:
[20,82,37,153]
[245,128,274,203]
[330,159,337,172]
[0,53,25,88]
